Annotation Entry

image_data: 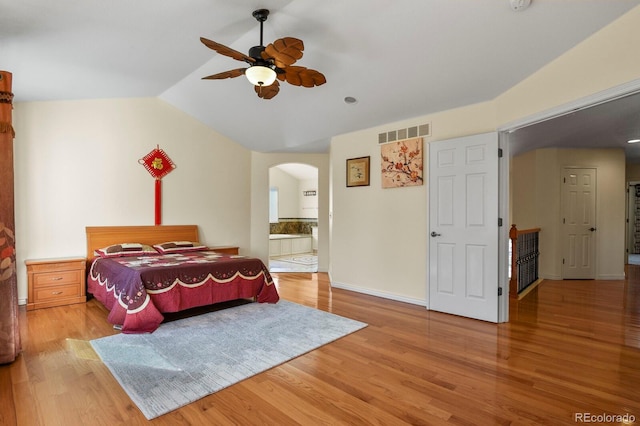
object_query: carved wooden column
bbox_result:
[0,70,20,364]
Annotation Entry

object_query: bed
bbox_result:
[86,225,279,333]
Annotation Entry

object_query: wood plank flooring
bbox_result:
[1,270,639,425]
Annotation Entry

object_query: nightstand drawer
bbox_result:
[33,269,83,288]
[34,284,81,302]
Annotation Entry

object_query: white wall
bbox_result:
[13,98,252,303]
[268,168,318,220]
[299,178,318,219]
[269,167,299,219]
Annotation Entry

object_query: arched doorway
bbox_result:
[268,163,319,272]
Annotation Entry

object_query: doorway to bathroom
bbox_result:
[268,163,318,273]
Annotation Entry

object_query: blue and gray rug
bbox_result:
[90,300,367,419]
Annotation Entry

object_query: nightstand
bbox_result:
[26,257,87,311]
[209,246,239,255]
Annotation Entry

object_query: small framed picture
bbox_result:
[346,156,370,187]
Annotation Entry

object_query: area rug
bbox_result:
[90,300,366,420]
[276,255,318,265]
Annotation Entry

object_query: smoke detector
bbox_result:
[509,0,531,11]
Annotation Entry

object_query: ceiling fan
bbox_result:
[200,9,326,100]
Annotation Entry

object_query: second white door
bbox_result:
[561,167,597,279]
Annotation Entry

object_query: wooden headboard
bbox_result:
[85,225,199,260]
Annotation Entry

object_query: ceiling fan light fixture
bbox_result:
[245,65,276,87]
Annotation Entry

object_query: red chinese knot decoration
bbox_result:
[139,145,176,180]
[139,146,176,225]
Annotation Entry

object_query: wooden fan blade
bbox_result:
[255,80,280,100]
[200,37,255,64]
[281,66,326,88]
[202,68,246,80]
[263,37,304,68]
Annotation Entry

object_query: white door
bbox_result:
[428,132,499,322]
[561,168,596,279]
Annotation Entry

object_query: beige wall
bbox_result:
[12,97,331,303]
[495,6,640,125]
[330,102,496,303]
[330,5,640,303]
[250,152,330,272]
[13,98,253,303]
[626,163,640,182]
[511,148,626,280]
[12,6,640,308]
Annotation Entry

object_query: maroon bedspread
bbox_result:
[87,251,279,333]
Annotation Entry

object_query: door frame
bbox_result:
[498,133,510,322]
[426,80,640,323]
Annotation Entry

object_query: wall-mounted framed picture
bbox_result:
[381,137,423,188]
[346,156,370,187]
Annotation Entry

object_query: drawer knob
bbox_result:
[51,291,63,295]
[51,277,63,281]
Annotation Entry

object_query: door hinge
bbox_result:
[498,287,503,296]
[498,218,503,227]
[498,148,503,158]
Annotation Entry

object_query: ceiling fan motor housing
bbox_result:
[249,45,266,60]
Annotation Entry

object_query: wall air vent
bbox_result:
[379,123,430,144]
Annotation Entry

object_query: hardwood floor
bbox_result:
[2,270,639,425]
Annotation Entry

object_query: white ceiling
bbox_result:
[3,0,640,154]
[509,91,640,162]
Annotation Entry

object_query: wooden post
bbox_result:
[509,224,518,300]
[0,70,21,363]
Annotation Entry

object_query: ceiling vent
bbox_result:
[379,123,430,144]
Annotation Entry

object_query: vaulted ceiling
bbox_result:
[3,0,639,154]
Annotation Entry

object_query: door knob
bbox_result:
[430,231,441,237]
[589,227,597,232]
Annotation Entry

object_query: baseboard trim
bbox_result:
[597,274,626,280]
[539,274,562,280]
[517,278,543,300]
[330,280,426,307]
